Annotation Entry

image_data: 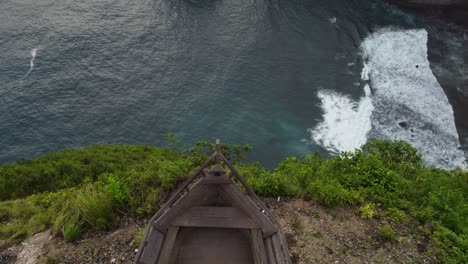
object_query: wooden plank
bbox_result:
[201,174,232,185]
[173,227,255,264]
[278,231,293,264]
[265,237,276,264]
[154,184,213,232]
[271,234,287,264]
[158,226,180,264]
[180,206,250,218]
[220,184,277,236]
[220,154,256,195]
[172,207,258,229]
[139,229,165,264]
[158,152,216,212]
[173,215,258,229]
[250,229,268,264]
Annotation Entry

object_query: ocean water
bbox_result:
[0,0,467,168]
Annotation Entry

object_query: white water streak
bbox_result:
[20,48,37,86]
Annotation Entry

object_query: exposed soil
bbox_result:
[1,199,435,264]
[266,199,435,264]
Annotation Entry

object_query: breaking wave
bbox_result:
[310,85,374,153]
[362,29,465,169]
[311,29,466,169]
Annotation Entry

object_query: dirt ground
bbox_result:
[1,198,435,264]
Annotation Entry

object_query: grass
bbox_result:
[0,139,466,263]
[74,184,115,231]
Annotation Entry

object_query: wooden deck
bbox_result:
[135,140,291,264]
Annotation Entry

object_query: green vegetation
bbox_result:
[359,203,376,219]
[0,139,467,262]
[378,224,397,241]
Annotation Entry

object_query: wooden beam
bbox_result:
[201,174,232,185]
[265,237,276,264]
[173,216,258,229]
[220,184,277,236]
[139,229,165,264]
[158,226,180,264]
[181,206,249,218]
[271,234,287,264]
[154,184,213,232]
[172,206,258,229]
[250,229,268,264]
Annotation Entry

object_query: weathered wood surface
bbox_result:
[135,140,291,264]
[140,229,165,264]
[220,184,277,236]
[173,227,254,264]
[172,206,258,229]
[265,237,277,264]
[271,234,287,264]
[154,184,213,232]
[200,174,232,185]
[250,229,268,264]
[158,226,179,264]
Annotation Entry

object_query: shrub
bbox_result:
[359,203,377,219]
[306,178,363,206]
[0,145,166,200]
[384,208,409,224]
[378,225,396,241]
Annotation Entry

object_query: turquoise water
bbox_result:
[1,0,467,167]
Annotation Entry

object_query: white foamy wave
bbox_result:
[309,85,374,153]
[362,29,466,169]
[20,48,38,86]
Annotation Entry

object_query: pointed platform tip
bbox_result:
[215,139,221,152]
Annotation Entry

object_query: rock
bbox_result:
[16,229,53,264]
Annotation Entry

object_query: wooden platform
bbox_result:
[134,141,291,264]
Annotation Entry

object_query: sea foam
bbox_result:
[310,85,374,153]
[362,29,465,169]
[311,29,466,169]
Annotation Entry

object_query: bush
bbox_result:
[359,203,377,219]
[384,208,409,224]
[0,145,166,200]
[378,225,396,241]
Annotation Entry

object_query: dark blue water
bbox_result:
[1,0,467,168]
